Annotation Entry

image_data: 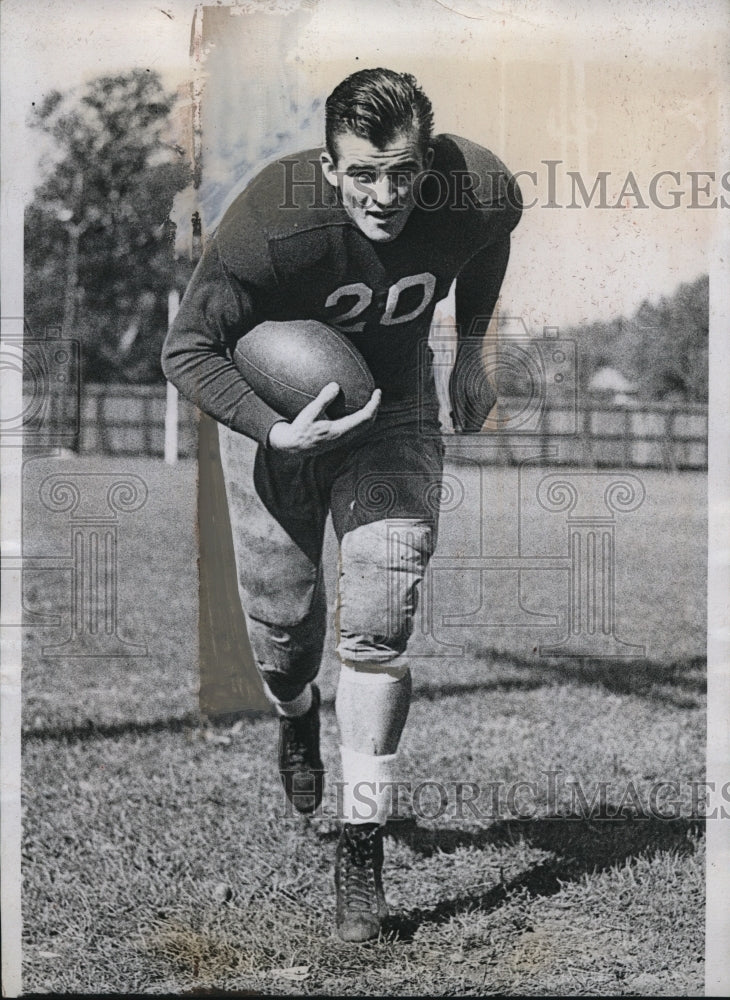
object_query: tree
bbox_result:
[624,276,709,401]
[25,69,191,382]
[563,274,708,403]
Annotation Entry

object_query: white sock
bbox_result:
[339,656,410,683]
[340,745,397,826]
[263,681,313,718]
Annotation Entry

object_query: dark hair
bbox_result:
[325,68,434,161]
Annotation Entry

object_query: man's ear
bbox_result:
[424,145,435,170]
[320,150,339,189]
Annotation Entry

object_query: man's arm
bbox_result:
[162,237,381,451]
[449,234,511,432]
[161,239,285,445]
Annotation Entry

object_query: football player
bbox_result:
[162,67,522,942]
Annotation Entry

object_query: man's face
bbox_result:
[321,129,433,243]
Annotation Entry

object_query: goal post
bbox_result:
[164,289,180,465]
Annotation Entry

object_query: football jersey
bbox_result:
[162,133,522,443]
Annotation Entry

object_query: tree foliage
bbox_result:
[570,274,709,402]
[25,69,192,383]
[494,275,708,404]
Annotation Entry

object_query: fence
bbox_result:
[31,383,707,471]
[445,397,708,470]
[77,384,198,458]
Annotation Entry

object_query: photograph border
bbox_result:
[2,1,729,995]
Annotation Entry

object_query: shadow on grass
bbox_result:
[23,647,704,742]
[21,708,275,743]
[415,650,707,710]
[383,813,704,941]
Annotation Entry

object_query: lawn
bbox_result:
[20,455,707,995]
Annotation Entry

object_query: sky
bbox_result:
[3,0,728,328]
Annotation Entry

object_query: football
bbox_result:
[233,320,375,421]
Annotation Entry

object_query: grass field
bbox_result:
[20,455,707,995]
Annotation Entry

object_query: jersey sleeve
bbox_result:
[160,235,284,445]
[435,133,522,249]
[444,134,522,332]
[445,137,521,428]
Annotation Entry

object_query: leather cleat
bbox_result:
[278,684,324,814]
[335,822,388,942]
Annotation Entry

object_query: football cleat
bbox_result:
[278,684,324,814]
[335,822,388,942]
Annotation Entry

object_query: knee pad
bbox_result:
[245,575,327,686]
[337,518,434,665]
[246,613,324,676]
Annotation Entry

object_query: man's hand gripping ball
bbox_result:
[267,382,381,455]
